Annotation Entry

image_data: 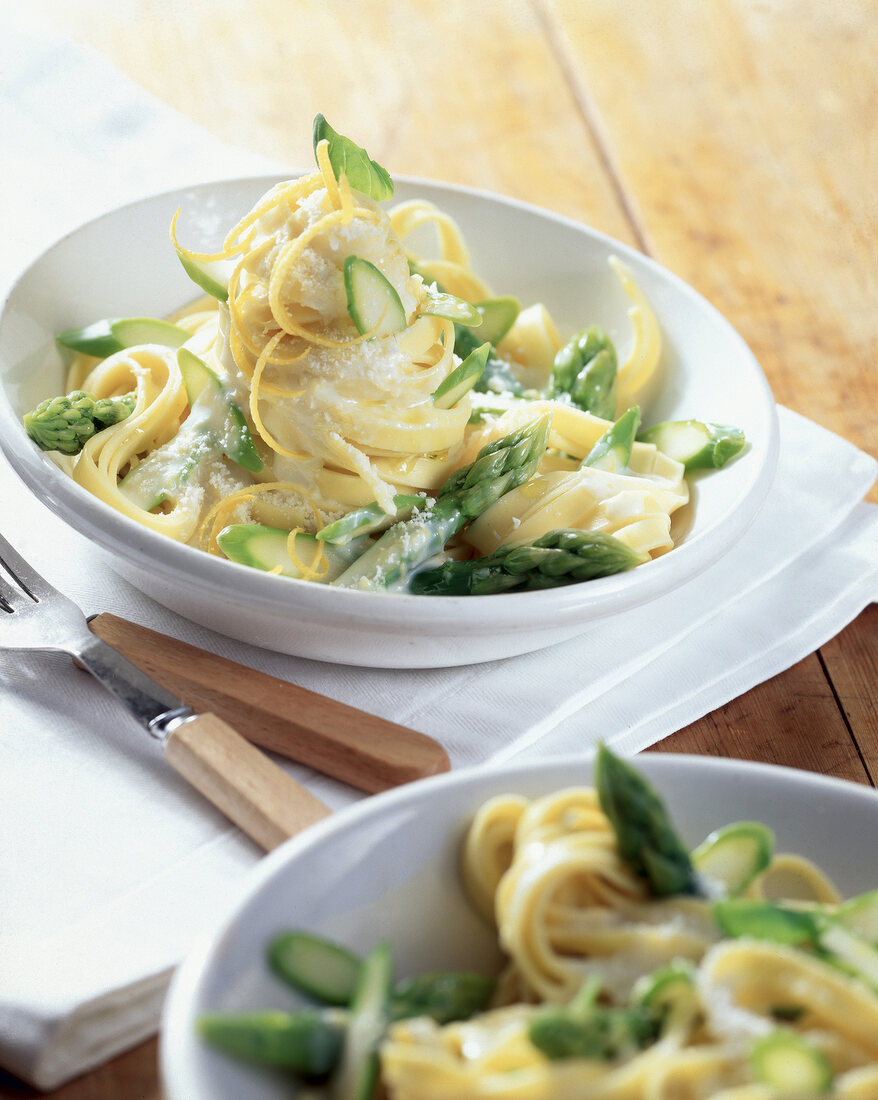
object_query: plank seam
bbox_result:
[532,0,654,255]
[817,648,875,788]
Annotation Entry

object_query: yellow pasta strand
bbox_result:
[383,782,878,1100]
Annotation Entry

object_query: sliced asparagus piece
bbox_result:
[24,391,135,455]
[333,941,392,1100]
[269,931,361,1006]
[454,324,525,396]
[749,1031,834,1096]
[834,889,878,942]
[197,1010,343,1075]
[528,977,658,1062]
[595,743,701,897]
[472,296,521,345]
[692,822,775,896]
[176,252,232,302]
[440,295,524,395]
[819,920,878,989]
[550,326,618,418]
[437,412,550,503]
[177,348,263,473]
[119,421,214,510]
[217,525,365,582]
[332,413,551,591]
[432,343,489,409]
[56,316,191,358]
[717,898,878,990]
[269,928,494,1026]
[120,349,262,510]
[344,256,406,337]
[317,495,425,545]
[409,529,647,596]
[637,419,745,470]
[405,270,518,345]
[468,390,529,424]
[389,972,495,1024]
[417,285,482,326]
[632,962,697,1022]
[581,406,642,472]
[712,900,820,946]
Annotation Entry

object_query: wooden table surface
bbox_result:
[3,1,875,1096]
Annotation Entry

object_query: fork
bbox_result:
[0,531,331,851]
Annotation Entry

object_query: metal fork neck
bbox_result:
[74,632,194,741]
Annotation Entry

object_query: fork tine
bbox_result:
[0,531,60,602]
[0,581,15,612]
[0,574,28,612]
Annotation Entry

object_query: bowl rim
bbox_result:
[159,750,878,1098]
[0,172,779,629]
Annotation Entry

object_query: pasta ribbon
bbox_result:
[60,162,725,593]
[382,783,878,1099]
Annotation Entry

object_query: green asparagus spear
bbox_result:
[437,413,550,502]
[332,414,551,590]
[550,326,618,418]
[582,407,642,472]
[24,390,135,454]
[390,972,495,1024]
[595,743,700,897]
[197,1010,343,1076]
[409,529,647,595]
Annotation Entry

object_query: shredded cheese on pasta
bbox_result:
[64,168,694,580]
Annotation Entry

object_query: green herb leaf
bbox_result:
[312,114,394,201]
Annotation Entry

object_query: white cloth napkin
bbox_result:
[1,8,876,1090]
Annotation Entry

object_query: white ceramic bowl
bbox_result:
[161,753,878,1099]
[0,176,778,667]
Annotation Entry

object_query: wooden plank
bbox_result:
[22,0,637,241]
[543,0,878,494]
[3,6,872,1099]
[654,645,872,785]
[0,1038,159,1099]
[820,603,878,783]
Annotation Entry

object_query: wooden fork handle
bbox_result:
[88,613,450,793]
[163,712,331,851]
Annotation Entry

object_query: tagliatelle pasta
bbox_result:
[31,119,746,595]
[379,782,878,1100]
[193,748,878,1099]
